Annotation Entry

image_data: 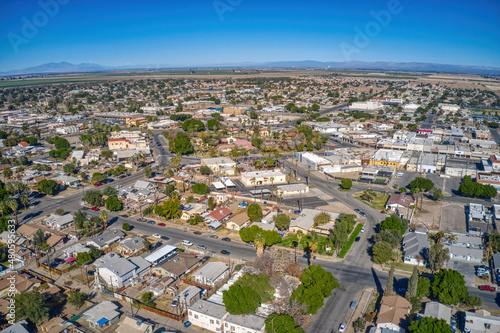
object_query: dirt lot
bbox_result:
[410,200,466,233]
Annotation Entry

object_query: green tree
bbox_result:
[84,190,103,207]
[265,314,305,333]
[407,266,418,300]
[416,276,431,299]
[14,291,49,324]
[37,179,58,195]
[101,150,114,160]
[372,229,402,248]
[170,131,194,155]
[341,178,352,190]
[192,183,209,195]
[291,265,339,315]
[408,317,453,333]
[2,168,13,180]
[428,243,450,273]
[67,290,86,308]
[122,222,131,231]
[74,209,88,230]
[223,284,261,315]
[63,163,76,174]
[105,196,123,211]
[200,165,211,175]
[247,203,263,222]
[54,136,70,150]
[275,213,291,230]
[410,177,435,192]
[385,261,395,296]
[432,269,469,305]
[208,196,216,210]
[154,197,181,219]
[380,214,408,235]
[465,295,482,307]
[143,165,153,178]
[182,119,205,132]
[103,186,117,197]
[433,187,443,201]
[372,241,393,264]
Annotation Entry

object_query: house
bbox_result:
[205,208,232,225]
[193,262,229,286]
[385,193,415,210]
[44,213,74,231]
[467,203,492,236]
[181,203,206,221]
[144,244,178,265]
[117,237,148,257]
[188,300,227,333]
[86,229,126,250]
[225,213,250,231]
[39,316,77,333]
[177,285,203,308]
[63,243,90,258]
[94,253,151,288]
[463,309,500,333]
[133,180,155,191]
[402,228,430,266]
[151,252,202,280]
[115,315,155,333]
[289,209,337,235]
[375,295,411,333]
[52,175,80,187]
[0,320,30,333]
[422,302,451,324]
[0,272,42,297]
[83,301,121,330]
[224,314,266,333]
[201,157,237,176]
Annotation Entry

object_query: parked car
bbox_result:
[91,207,100,211]
[120,214,128,218]
[222,237,231,242]
[183,322,191,328]
[479,285,496,291]
[220,250,230,255]
[94,182,103,187]
[361,226,365,233]
[359,211,367,217]
[137,218,146,222]
[197,244,207,250]
[161,236,169,241]
[209,235,219,239]
[193,231,202,235]
[152,234,161,238]
[158,223,166,227]
[354,208,361,213]
[147,221,155,224]
[115,184,122,189]
[350,301,357,309]
[182,240,193,246]
[119,174,126,179]
[339,323,347,332]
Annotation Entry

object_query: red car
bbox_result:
[120,214,128,218]
[193,231,202,235]
[158,223,166,227]
[119,175,127,179]
[91,207,100,211]
[479,285,496,292]
[94,182,103,187]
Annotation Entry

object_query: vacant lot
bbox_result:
[440,203,467,233]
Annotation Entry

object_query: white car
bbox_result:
[182,240,193,246]
[115,184,122,189]
[361,226,365,233]
[339,323,347,332]
[152,234,161,238]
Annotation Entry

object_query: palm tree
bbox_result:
[0,201,5,217]
[254,233,266,257]
[5,196,18,225]
[19,194,29,210]
[100,210,108,230]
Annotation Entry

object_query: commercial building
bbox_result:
[240,170,287,187]
[295,152,332,171]
[369,150,403,168]
[201,157,236,176]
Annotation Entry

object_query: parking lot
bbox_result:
[446,260,476,287]
[391,171,462,196]
[440,203,467,233]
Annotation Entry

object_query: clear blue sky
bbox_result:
[1,0,499,71]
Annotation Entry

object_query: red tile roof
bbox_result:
[207,207,232,221]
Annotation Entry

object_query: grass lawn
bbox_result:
[370,193,390,210]
[338,223,364,258]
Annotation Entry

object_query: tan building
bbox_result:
[375,296,411,332]
[201,157,237,176]
[225,213,250,231]
[107,138,148,150]
[241,170,287,187]
[151,252,202,280]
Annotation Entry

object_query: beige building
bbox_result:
[107,138,148,150]
[241,170,287,187]
[201,157,237,176]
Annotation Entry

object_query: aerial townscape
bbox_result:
[0,1,499,333]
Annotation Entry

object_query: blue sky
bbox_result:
[1,0,499,71]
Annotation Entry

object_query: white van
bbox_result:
[182,240,193,246]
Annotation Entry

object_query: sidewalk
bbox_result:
[346,288,373,333]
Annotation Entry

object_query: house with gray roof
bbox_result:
[84,301,121,330]
[422,302,451,324]
[117,237,148,257]
[44,213,74,231]
[95,252,151,288]
[0,320,30,333]
[86,229,126,249]
[193,262,229,286]
[402,228,430,266]
[224,314,266,333]
[463,309,500,333]
[188,300,227,332]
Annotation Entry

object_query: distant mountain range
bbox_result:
[3,60,500,76]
